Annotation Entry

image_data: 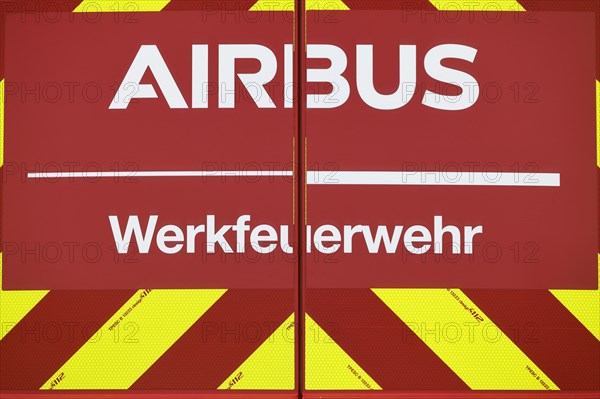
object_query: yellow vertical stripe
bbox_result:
[41,289,226,389]
[0,84,49,340]
[596,80,600,168]
[549,83,600,339]
[305,313,381,390]
[250,0,348,11]
[0,257,49,341]
[550,255,600,340]
[73,0,171,12]
[218,313,295,390]
[373,289,559,390]
[430,0,525,11]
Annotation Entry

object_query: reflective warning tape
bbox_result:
[463,289,600,390]
[73,0,171,13]
[0,81,49,340]
[0,290,136,389]
[130,289,295,390]
[550,254,600,340]
[430,0,525,11]
[373,288,559,390]
[218,313,296,390]
[305,313,381,390]
[305,289,470,390]
[41,289,226,389]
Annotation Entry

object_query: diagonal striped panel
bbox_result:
[131,289,294,390]
[218,313,295,390]
[464,289,600,390]
[41,289,226,389]
[0,290,135,389]
[373,288,559,390]
[430,0,524,11]
[305,289,469,390]
[305,313,381,390]
[550,254,600,340]
[73,0,171,12]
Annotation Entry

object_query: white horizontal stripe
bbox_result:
[28,170,561,186]
[28,170,293,178]
[306,171,560,187]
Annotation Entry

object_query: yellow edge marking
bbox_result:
[373,288,559,390]
[0,256,49,341]
[73,0,171,13]
[0,82,49,340]
[218,313,295,390]
[250,0,348,11]
[550,254,600,340]
[597,80,600,168]
[547,81,599,340]
[430,0,525,11]
[305,313,381,390]
[41,289,226,389]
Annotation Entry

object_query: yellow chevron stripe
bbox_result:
[305,313,381,390]
[373,288,559,390]
[218,313,295,390]
[250,0,349,11]
[0,256,49,340]
[430,0,524,11]
[73,0,170,12]
[550,255,600,340]
[250,0,294,11]
[40,289,226,389]
[596,80,600,168]
[306,0,349,10]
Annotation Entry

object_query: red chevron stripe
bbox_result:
[464,289,600,390]
[0,290,135,389]
[131,289,294,390]
[305,289,469,390]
